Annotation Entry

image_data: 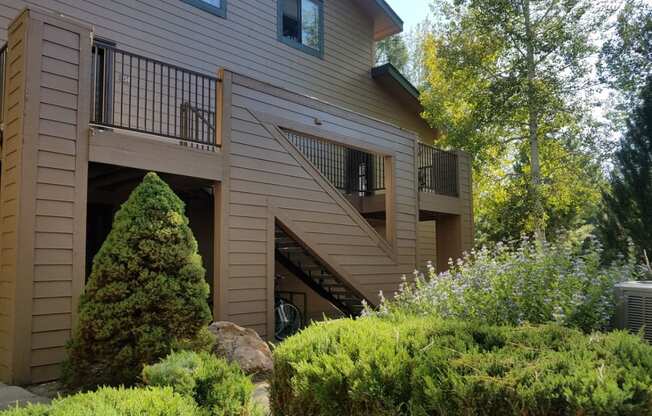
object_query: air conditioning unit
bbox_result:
[614,281,652,342]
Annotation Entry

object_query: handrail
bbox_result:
[180,102,215,143]
[184,105,215,134]
[91,43,220,148]
[418,142,459,197]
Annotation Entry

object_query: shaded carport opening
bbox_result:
[86,162,215,307]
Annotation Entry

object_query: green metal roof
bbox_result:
[371,63,421,112]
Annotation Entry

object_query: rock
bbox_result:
[0,385,51,411]
[207,321,273,378]
[253,381,270,415]
[25,382,63,400]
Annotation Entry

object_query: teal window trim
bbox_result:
[277,0,324,59]
[182,0,227,18]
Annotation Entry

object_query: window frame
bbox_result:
[181,0,227,18]
[277,0,324,58]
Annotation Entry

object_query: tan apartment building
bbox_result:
[0,0,473,385]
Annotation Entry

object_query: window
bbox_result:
[182,0,226,18]
[279,0,323,57]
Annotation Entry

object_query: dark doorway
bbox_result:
[86,162,216,306]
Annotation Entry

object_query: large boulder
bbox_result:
[207,322,273,378]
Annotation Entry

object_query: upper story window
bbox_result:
[279,0,323,58]
[182,0,227,18]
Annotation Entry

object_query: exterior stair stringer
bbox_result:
[223,88,419,335]
[255,113,399,263]
[271,204,375,310]
[252,112,408,307]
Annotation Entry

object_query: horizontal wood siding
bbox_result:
[226,75,418,334]
[0,9,89,384]
[416,220,436,271]
[29,21,81,383]
[458,152,474,251]
[0,0,432,139]
[0,10,26,383]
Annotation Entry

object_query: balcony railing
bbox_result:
[285,130,385,196]
[91,43,219,148]
[418,142,459,197]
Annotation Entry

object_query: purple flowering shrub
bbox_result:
[373,234,643,332]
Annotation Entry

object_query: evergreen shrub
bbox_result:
[143,351,262,416]
[271,316,652,416]
[0,387,200,415]
[63,172,212,389]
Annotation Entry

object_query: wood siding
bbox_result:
[457,152,473,250]
[0,9,90,383]
[223,74,418,336]
[0,10,28,383]
[30,19,87,383]
[416,220,436,271]
[0,0,433,139]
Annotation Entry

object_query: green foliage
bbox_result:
[142,351,261,416]
[378,232,641,332]
[63,172,212,389]
[374,34,409,73]
[271,316,652,416]
[171,326,218,354]
[420,0,612,240]
[599,0,652,113]
[0,387,200,416]
[475,137,604,243]
[601,78,652,260]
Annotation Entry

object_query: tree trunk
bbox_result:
[523,0,545,239]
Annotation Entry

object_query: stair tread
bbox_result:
[275,225,365,317]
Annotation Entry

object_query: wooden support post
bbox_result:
[212,181,223,320]
[215,68,225,147]
[0,8,92,384]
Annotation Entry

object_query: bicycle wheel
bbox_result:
[275,300,302,341]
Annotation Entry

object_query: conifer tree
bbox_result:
[602,77,652,257]
[64,172,211,389]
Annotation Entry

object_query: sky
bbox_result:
[385,0,432,32]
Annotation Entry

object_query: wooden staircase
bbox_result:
[275,224,366,316]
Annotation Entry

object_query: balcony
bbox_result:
[91,43,220,150]
[418,142,458,197]
[283,131,464,218]
[286,129,386,197]
[417,142,470,223]
[0,41,466,218]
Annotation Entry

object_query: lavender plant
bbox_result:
[373,234,642,332]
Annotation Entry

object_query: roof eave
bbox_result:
[372,63,438,138]
[372,0,403,40]
[371,63,421,108]
[354,0,404,41]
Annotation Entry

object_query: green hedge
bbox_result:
[271,316,652,416]
[0,386,199,415]
[143,351,262,416]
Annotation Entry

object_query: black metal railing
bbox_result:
[91,43,219,148]
[0,43,7,127]
[285,130,385,196]
[418,142,459,197]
